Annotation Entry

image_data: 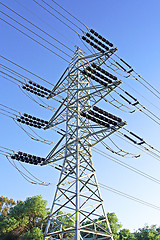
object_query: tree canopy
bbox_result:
[0,196,17,216]
[0,195,48,240]
[0,194,159,240]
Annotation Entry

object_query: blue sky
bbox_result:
[1,0,160,232]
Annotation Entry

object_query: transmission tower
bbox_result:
[42,47,126,239]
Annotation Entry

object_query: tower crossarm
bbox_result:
[47,48,117,100]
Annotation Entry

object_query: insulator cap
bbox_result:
[98,34,103,40]
[89,29,114,47]
[86,66,91,71]
[18,151,23,155]
[92,63,96,68]
[104,45,109,51]
[90,42,94,46]
[94,38,98,43]
[103,77,112,84]
[91,75,96,80]
[86,32,90,37]
[94,31,98,37]
[90,29,95,34]
[46,89,51,93]
[80,112,86,117]
[93,106,122,122]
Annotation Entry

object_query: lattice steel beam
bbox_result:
[43,47,124,240]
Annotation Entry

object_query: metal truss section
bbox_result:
[47,48,117,100]
[46,50,120,130]
[43,48,123,240]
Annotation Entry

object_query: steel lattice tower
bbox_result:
[43,47,126,239]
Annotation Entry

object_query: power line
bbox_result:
[14,119,54,145]
[115,54,160,98]
[0,104,54,144]
[115,132,160,163]
[40,0,84,33]
[104,60,160,114]
[113,87,160,126]
[33,0,79,35]
[0,74,20,86]
[0,69,24,85]
[0,64,26,82]
[122,128,160,157]
[123,81,160,112]
[99,183,160,211]
[0,55,54,86]
[0,10,72,59]
[14,0,77,46]
[0,2,74,54]
[0,76,56,110]
[0,68,54,111]
[50,0,88,30]
[101,138,140,159]
[110,55,160,101]
[0,18,70,63]
[93,147,160,185]
[6,156,52,186]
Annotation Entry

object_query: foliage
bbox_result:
[119,228,135,239]
[107,212,122,240]
[10,195,48,227]
[80,212,122,239]
[0,196,17,216]
[1,195,160,240]
[22,227,43,240]
[49,210,75,239]
[134,225,160,240]
[0,195,49,240]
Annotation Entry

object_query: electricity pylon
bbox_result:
[43,47,126,239]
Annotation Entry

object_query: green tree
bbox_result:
[0,195,49,239]
[22,227,43,240]
[107,212,122,240]
[49,210,75,239]
[134,225,160,240]
[10,195,48,228]
[119,228,135,240]
[80,212,121,239]
[0,196,16,216]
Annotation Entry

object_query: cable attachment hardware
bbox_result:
[119,91,139,108]
[22,81,51,98]
[16,113,49,129]
[82,29,117,53]
[124,131,145,145]
[10,151,46,165]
